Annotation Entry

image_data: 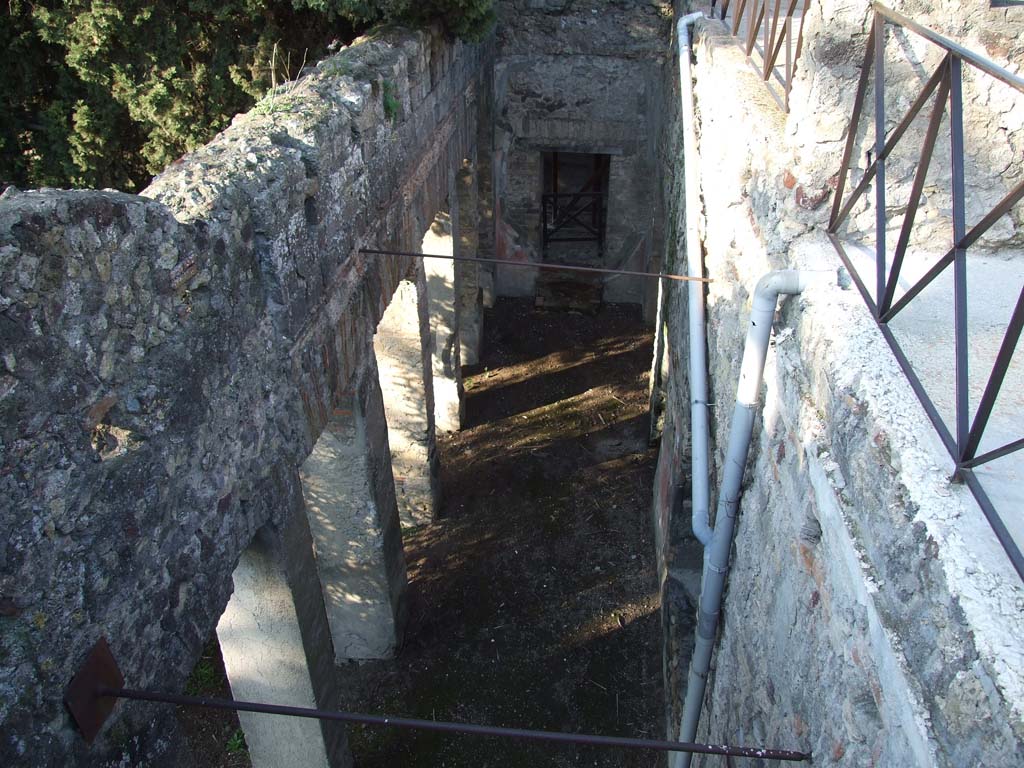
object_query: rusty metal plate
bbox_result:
[64,637,124,744]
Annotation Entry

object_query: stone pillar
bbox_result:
[456,160,484,365]
[475,85,497,311]
[374,277,440,527]
[300,363,408,660]
[217,474,352,768]
[423,210,464,432]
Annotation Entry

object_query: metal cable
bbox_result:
[99,687,810,761]
[358,248,712,283]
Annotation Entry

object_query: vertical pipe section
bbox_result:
[674,271,813,768]
[676,12,713,547]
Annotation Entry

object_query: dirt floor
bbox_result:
[180,297,662,767]
[177,638,251,767]
[338,298,662,767]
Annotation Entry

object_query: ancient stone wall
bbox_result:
[0,25,487,765]
[654,4,1024,765]
[647,2,694,738]
[489,0,673,304]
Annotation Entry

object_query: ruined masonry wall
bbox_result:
[653,7,1024,767]
[0,26,487,766]
[490,0,673,303]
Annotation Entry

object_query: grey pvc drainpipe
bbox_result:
[676,12,714,547]
[673,11,823,765]
[673,271,817,768]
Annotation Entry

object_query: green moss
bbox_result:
[382,80,400,123]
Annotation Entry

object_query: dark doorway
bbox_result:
[541,152,610,265]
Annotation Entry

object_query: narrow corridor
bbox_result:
[337,298,662,767]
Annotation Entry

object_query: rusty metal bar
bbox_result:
[948,55,970,455]
[964,438,1024,470]
[957,178,1024,253]
[763,0,771,64]
[731,0,747,36]
[785,12,792,111]
[879,247,953,322]
[745,0,764,58]
[65,637,812,761]
[829,21,876,230]
[359,249,712,283]
[962,285,1024,462]
[765,0,800,82]
[829,54,948,233]
[879,67,950,315]
[873,12,887,308]
[794,0,809,63]
[828,6,1024,583]
[719,0,809,111]
[92,685,812,760]
[106,686,809,759]
[959,470,1024,585]
[829,232,958,456]
[881,177,1024,320]
[764,0,783,79]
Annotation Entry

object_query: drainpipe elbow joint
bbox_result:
[676,12,704,43]
[752,270,805,309]
[693,517,713,546]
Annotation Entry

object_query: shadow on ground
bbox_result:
[338,298,662,768]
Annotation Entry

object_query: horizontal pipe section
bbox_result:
[359,248,712,283]
[98,687,811,761]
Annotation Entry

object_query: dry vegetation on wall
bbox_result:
[0,0,494,192]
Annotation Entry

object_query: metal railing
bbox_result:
[711,0,811,111]
[541,191,606,255]
[827,3,1024,580]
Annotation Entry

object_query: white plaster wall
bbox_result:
[301,410,402,660]
[423,215,464,432]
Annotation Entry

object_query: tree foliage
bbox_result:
[0,0,494,192]
[293,0,495,40]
